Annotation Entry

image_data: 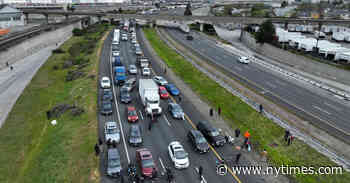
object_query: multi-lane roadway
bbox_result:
[97,26,270,183]
[164,28,350,144]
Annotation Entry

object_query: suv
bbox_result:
[107,148,122,177]
[128,124,142,146]
[136,148,157,178]
[187,130,209,153]
[196,121,226,147]
[105,121,121,143]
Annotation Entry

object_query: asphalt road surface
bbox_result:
[165,28,350,144]
[97,27,269,183]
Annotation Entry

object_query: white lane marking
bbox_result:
[274,79,287,86]
[159,157,166,172]
[139,110,144,120]
[109,40,130,164]
[164,115,171,126]
[333,94,345,100]
[312,105,331,115]
[195,167,207,183]
[265,81,277,88]
[324,102,343,112]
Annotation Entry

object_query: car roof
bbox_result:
[128,106,136,111]
[240,56,248,59]
[198,121,215,130]
[137,148,152,159]
[102,77,109,80]
[106,121,117,127]
[190,130,204,137]
[159,86,166,90]
[108,148,120,158]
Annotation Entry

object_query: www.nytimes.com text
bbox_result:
[216,164,343,177]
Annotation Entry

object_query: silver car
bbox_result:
[168,103,185,120]
[107,148,122,177]
[153,76,168,86]
[128,64,137,74]
[122,78,136,92]
[105,121,121,143]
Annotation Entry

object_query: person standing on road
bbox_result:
[10,66,13,71]
[94,143,100,156]
[259,104,263,113]
[164,67,167,74]
[235,128,240,138]
[209,108,213,117]
[148,121,152,131]
[218,106,221,116]
[284,130,290,142]
[198,166,203,180]
[178,95,182,103]
[235,153,242,164]
[6,62,9,67]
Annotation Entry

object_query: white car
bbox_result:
[168,141,189,169]
[101,77,111,88]
[142,67,151,76]
[105,122,121,143]
[131,39,137,44]
[238,56,250,64]
[128,64,137,74]
[153,76,168,86]
[112,51,120,57]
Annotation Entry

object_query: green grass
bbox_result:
[143,28,350,183]
[0,24,110,183]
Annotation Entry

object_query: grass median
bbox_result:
[143,28,350,183]
[0,24,110,183]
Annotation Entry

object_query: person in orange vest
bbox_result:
[243,131,250,149]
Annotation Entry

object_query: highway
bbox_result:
[97,26,269,183]
[164,28,350,144]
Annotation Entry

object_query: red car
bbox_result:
[136,148,157,178]
[159,86,169,99]
[127,106,139,122]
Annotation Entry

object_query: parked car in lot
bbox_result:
[168,141,189,169]
[196,121,226,147]
[128,64,137,74]
[153,76,168,86]
[107,148,122,177]
[123,78,136,92]
[101,76,111,89]
[187,130,209,153]
[127,106,139,122]
[105,121,121,143]
[120,87,132,103]
[142,67,151,76]
[238,56,250,64]
[101,101,113,115]
[159,86,169,99]
[102,88,113,101]
[165,84,180,96]
[136,148,158,178]
[128,124,143,146]
[168,103,184,120]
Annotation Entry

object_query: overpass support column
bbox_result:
[200,23,204,32]
[44,14,49,24]
[24,13,29,25]
[65,14,69,20]
[284,22,288,30]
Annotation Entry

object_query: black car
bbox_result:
[186,35,193,40]
[128,124,143,146]
[187,130,209,153]
[120,87,132,103]
[101,101,113,115]
[102,89,113,101]
[196,121,226,147]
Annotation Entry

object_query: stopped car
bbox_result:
[102,88,113,101]
[100,76,111,89]
[122,34,128,41]
[142,67,151,76]
[135,47,143,55]
[128,124,143,146]
[168,103,184,120]
[238,56,250,64]
[187,130,209,153]
[123,78,136,92]
[131,39,137,44]
[105,121,121,143]
[107,148,122,177]
[112,51,120,57]
[128,64,137,74]
[153,76,168,86]
[186,35,193,40]
[168,141,189,169]
[159,86,169,99]
[101,101,113,115]
[136,148,158,178]
[120,87,132,103]
[196,121,226,147]
[127,106,139,122]
[165,84,180,96]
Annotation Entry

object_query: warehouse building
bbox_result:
[0,5,25,28]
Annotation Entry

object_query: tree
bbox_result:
[118,8,123,14]
[281,1,288,8]
[256,20,275,44]
[184,3,192,16]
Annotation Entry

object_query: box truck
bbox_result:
[139,79,162,115]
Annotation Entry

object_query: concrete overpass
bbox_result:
[21,9,350,26]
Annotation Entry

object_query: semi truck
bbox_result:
[139,79,162,116]
[114,66,126,85]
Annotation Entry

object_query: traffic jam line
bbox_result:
[148,67,242,183]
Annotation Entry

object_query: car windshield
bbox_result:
[196,136,207,144]
[160,89,167,94]
[109,158,121,168]
[103,79,109,83]
[131,128,140,137]
[210,130,220,136]
[174,150,187,159]
[142,159,154,168]
[144,69,150,72]
[172,105,182,112]
[107,128,118,134]
[104,103,112,109]
[128,110,137,116]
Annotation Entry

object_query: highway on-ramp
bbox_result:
[165,28,350,144]
[97,26,270,183]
